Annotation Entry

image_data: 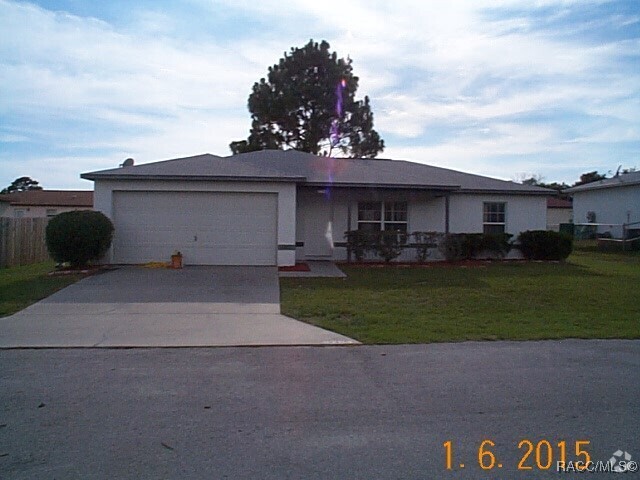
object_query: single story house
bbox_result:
[0,190,93,218]
[546,197,572,231]
[81,150,551,266]
[565,171,640,238]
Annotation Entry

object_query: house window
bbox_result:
[384,202,408,232]
[358,202,408,232]
[483,202,506,234]
[46,209,57,217]
[14,209,25,218]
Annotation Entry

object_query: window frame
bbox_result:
[357,201,408,232]
[483,202,506,234]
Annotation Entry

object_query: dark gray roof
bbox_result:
[81,153,304,182]
[82,150,552,194]
[565,171,640,193]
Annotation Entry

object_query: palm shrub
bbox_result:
[46,210,114,267]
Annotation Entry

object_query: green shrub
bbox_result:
[438,233,468,262]
[480,233,513,258]
[345,230,375,261]
[517,230,573,261]
[376,231,408,262]
[46,210,114,267]
[439,233,513,261]
[412,231,442,262]
[345,230,408,262]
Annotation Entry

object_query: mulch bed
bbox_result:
[337,260,530,268]
[48,265,117,276]
[278,263,311,272]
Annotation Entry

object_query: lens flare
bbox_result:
[326,78,348,199]
[330,79,346,148]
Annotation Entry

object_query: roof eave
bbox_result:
[565,180,640,194]
[303,182,460,191]
[81,173,306,183]
[5,203,92,207]
[457,188,552,195]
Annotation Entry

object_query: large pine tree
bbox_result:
[230,40,384,158]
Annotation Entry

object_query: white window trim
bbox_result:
[357,201,408,231]
[483,202,507,233]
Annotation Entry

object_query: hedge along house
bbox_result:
[81,150,551,266]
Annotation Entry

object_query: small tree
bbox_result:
[46,211,114,267]
[573,171,606,187]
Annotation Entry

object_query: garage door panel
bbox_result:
[112,191,277,265]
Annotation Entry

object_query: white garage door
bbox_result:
[112,191,277,265]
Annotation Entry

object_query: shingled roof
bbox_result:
[565,171,640,193]
[0,190,93,207]
[547,197,572,208]
[82,150,552,195]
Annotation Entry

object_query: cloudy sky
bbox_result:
[1,0,638,190]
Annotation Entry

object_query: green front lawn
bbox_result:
[0,262,86,317]
[280,248,640,344]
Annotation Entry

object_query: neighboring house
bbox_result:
[546,197,573,231]
[81,150,551,266]
[0,190,93,218]
[565,171,640,238]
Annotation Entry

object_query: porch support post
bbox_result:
[347,203,352,262]
[444,193,450,234]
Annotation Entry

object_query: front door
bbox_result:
[304,197,334,258]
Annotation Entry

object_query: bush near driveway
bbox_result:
[280,249,640,344]
[46,211,114,267]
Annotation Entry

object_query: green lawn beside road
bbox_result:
[281,246,640,344]
[0,262,85,317]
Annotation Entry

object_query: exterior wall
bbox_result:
[448,194,547,236]
[296,189,547,262]
[547,207,572,231]
[0,204,91,218]
[296,187,448,262]
[93,179,296,266]
[572,185,640,238]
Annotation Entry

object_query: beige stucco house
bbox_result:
[0,190,93,218]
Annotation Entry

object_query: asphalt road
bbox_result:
[1,340,638,479]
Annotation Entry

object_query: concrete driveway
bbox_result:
[0,266,357,347]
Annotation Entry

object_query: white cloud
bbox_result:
[0,0,638,188]
[0,133,29,143]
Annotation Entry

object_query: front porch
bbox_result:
[294,186,453,263]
